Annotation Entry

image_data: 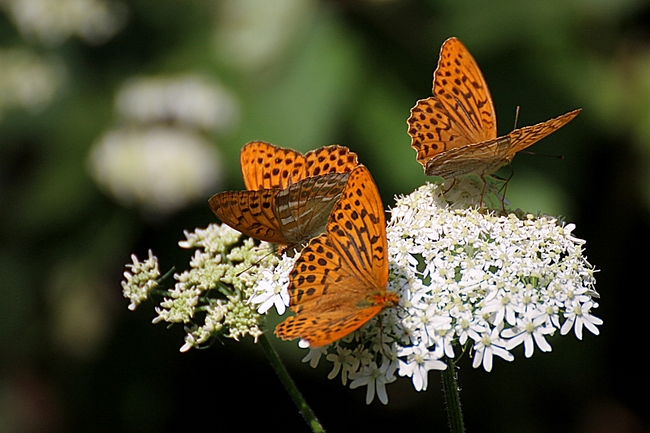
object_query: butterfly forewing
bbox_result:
[327,166,388,290]
[240,141,307,190]
[432,37,496,144]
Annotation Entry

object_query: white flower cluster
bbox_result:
[1,0,128,46]
[115,75,239,132]
[122,177,600,405]
[122,250,160,311]
[87,127,223,215]
[387,180,600,376]
[0,48,65,119]
[251,177,601,404]
[121,224,279,352]
[87,73,239,216]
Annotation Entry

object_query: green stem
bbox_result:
[441,357,465,433]
[259,334,325,433]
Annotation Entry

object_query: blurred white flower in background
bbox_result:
[115,75,239,132]
[87,73,239,216]
[0,48,65,119]
[213,0,316,71]
[88,127,222,215]
[0,0,128,46]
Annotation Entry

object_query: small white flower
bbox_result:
[250,254,294,315]
[397,344,447,391]
[471,328,514,372]
[326,346,359,385]
[560,300,603,340]
[349,359,398,405]
[302,346,328,369]
[501,312,555,357]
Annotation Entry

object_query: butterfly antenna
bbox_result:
[513,105,520,129]
[520,150,565,160]
[235,248,274,277]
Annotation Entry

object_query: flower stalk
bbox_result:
[260,335,325,433]
[441,357,465,433]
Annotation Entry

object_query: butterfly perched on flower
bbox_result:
[275,165,399,347]
[209,141,358,250]
[407,37,581,180]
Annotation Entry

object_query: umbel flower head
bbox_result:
[122,224,279,351]
[122,176,600,405]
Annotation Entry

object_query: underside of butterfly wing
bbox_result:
[424,108,581,178]
[208,189,289,245]
[273,172,350,245]
[505,109,582,157]
[424,136,512,178]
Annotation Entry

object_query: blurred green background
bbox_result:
[1,0,647,432]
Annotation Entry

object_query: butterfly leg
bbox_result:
[491,171,514,213]
[442,178,457,196]
[479,175,488,211]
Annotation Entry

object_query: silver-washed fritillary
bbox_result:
[407,37,581,179]
[275,165,399,347]
[209,141,358,249]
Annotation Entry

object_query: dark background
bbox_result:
[1,0,647,432]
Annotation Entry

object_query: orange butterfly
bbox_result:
[239,141,358,191]
[407,37,581,180]
[275,165,399,348]
[209,141,358,249]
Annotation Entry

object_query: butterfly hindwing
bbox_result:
[506,109,582,156]
[303,145,359,178]
[240,141,359,191]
